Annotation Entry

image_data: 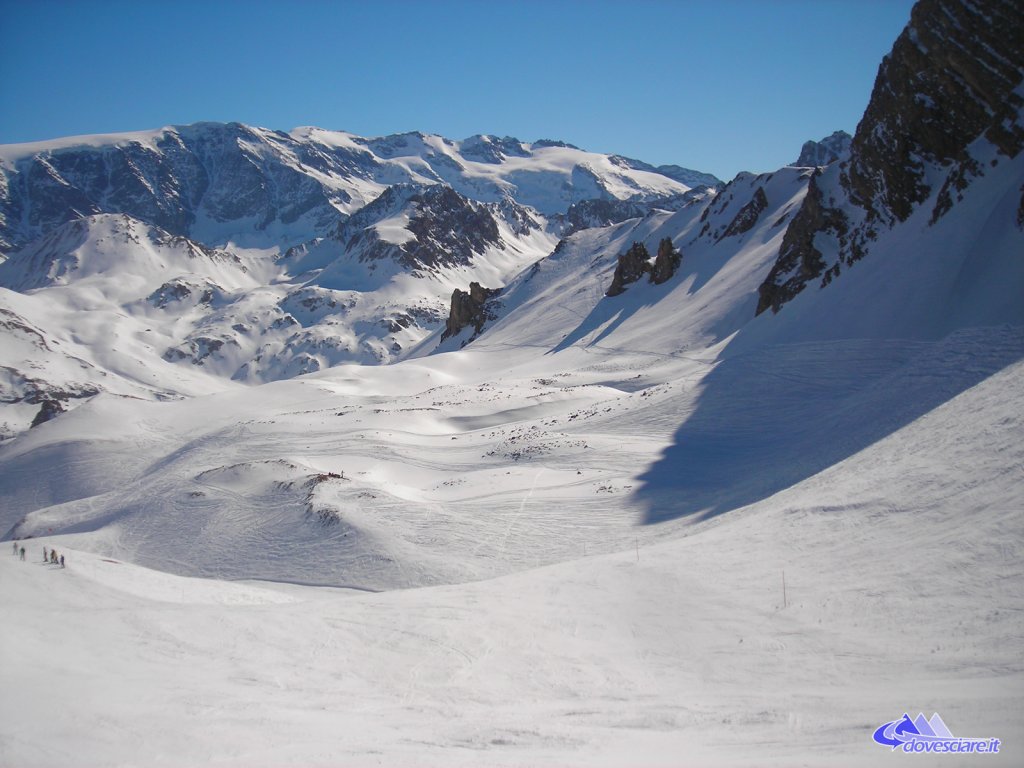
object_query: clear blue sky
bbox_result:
[0,0,916,180]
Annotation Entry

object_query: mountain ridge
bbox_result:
[0,123,719,256]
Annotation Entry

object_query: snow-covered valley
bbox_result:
[2,0,1023,764]
[3,332,1021,766]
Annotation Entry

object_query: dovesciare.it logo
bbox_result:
[872,712,1000,755]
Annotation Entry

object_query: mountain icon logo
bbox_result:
[872,712,1000,755]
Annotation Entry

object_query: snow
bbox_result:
[2,120,1023,765]
[2,345,1021,765]
[0,127,169,165]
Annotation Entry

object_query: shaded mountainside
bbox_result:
[758,0,1024,315]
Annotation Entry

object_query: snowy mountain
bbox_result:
[793,129,851,167]
[1,0,1023,765]
[0,123,716,255]
[0,124,718,422]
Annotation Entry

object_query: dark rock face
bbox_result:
[405,186,500,269]
[562,189,709,236]
[846,0,1023,225]
[565,199,650,235]
[460,135,530,164]
[30,399,65,428]
[756,172,849,315]
[441,281,500,341]
[147,278,219,308]
[532,139,581,150]
[794,131,852,167]
[606,242,652,297]
[757,0,1024,315]
[341,184,505,272]
[650,237,682,285]
[719,186,768,240]
[0,123,354,252]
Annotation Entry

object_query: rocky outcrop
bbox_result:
[460,135,530,164]
[441,282,500,342]
[606,242,652,297]
[339,184,506,272]
[608,155,723,189]
[563,189,710,236]
[564,199,650,236]
[719,187,768,240]
[756,172,849,314]
[757,0,1024,315]
[846,0,1023,225]
[650,237,682,285]
[30,399,64,428]
[794,131,852,167]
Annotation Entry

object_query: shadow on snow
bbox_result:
[635,327,1024,525]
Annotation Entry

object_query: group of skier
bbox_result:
[10,541,64,568]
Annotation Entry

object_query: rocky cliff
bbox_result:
[441,282,500,342]
[757,0,1024,315]
[794,131,852,167]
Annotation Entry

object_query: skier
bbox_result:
[50,550,57,565]
[11,541,17,556]
[60,554,65,569]
[19,547,25,561]
[43,546,48,562]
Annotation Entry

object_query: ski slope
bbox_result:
[2,117,1023,764]
[2,343,1021,766]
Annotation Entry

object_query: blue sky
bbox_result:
[0,0,916,180]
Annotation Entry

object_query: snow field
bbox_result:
[2,347,1020,765]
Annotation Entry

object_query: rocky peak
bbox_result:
[460,135,530,164]
[606,242,652,297]
[794,131,852,167]
[844,0,1024,225]
[441,281,500,342]
[650,237,683,285]
[337,183,503,272]
[607,155,723,189]
[757,0,1024,315]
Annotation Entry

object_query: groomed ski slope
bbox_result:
[2,338,1022,767]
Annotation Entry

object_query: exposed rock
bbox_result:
[460,135,530,164]
[719,187,769,240]
[531,139,581,150]
[341,184,503,272]
[564,199,650,235]
[650,237,682,285]
[758,0,1024,315]
[794,131,852,167]
[845,0,1024,225]
[608,155,723,188]
[163,335,237,365]
[756,171,848,315]
[563,189,710,236]
[606,242,651,297]
[441,282,500,342]
[30,399,65,428]
[147,278,219,308]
